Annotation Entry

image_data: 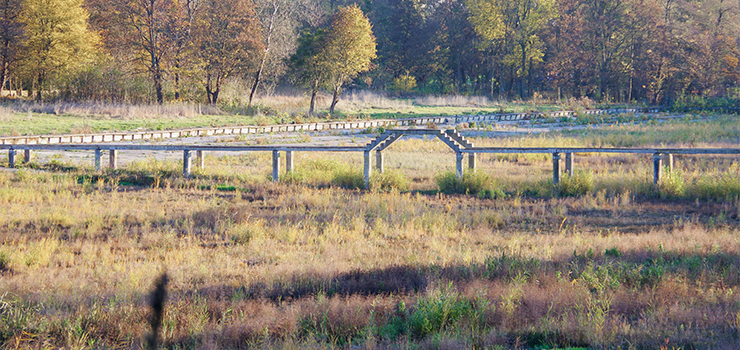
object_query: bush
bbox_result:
[688,164,740,199]
[371,169,409,192]
[658,169,685,199]
[331,168,365,189]
[558,170,595,196]
[409,283,472,339]
[281,158,364,189]
[435,171,497,195]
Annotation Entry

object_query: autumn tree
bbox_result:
[248,0,323,108]
[0,0,23,94]
[323,5,376,113]
[291,5,376,115]
[467,0,556,98]
[112,0,177,104]
[167,0,199,101]
[20,0,99,100]
[191,0,263,104]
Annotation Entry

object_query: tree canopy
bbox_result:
[20,0,99,100]
[0,0,736,107]
[291,4,376,115]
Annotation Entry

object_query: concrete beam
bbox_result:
[95,149,102,171]
[196,150,204,169]
[8,149,15,168]
[272,150,280,182]
[183,150,192,177]
[456,152,464,179]
[565,152,574,176]
[286,151,293,174]
[653,153,662,184]
[376,151,384,173]
[364,151,372,189]
[109,150,118,169]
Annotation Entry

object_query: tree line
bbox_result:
[1,0,738,108]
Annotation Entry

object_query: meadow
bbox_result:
[1,112,740,349]
[0,92,584,137]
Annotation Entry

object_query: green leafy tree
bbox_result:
[290,28,330,116]
[19,0,99,100]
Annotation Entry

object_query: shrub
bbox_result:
[558,170,595,196]
[0,249,9,271]
[485,253,541,280]
[331,168,364,189]
[409,283,472,339]
[658,169,685,199]
[435,171,496,195]
[371,169,409,192]
[281,158,364,189]
[688,164,740,199]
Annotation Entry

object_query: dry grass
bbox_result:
[2,124,740,349]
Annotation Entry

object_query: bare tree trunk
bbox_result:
[154,70,163,105]
[0,60,8,95]
[249,0,278,109]
[308,78,320,116]
[205,74,222,104]
[520,42,527,99]
[174,62,180,100]
[35,73,43,101]
[329,83,341,114]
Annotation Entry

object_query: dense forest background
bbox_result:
[2,0,739,107]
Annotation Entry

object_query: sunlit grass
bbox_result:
[2,117,740,349]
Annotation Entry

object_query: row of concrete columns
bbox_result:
[271,150,294,182]
[6,149,207,176]
[6,149,33,167]
[551,152,674,185]
[5,148,678,187]
[182,150,205,177]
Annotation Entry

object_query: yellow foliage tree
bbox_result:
[20,0,100,100]
[467,0,555,98]
[323,5,377,114]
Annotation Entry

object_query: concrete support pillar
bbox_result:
[24,149,32,163]
[183,150,192,177]
[666,154,674,173]
[272,150,280,182]
[565,152,574,176]
[455,152,464,179]
[8,149,15,168]
[553,152,561,185]
[286,151,294,174]
[109,150,118,169]
[468,153,477,171]
[364,151,372,189]
[653,153,662,184]
[375,151,384,173]
[196,150,204,169]
[95,149,102,171]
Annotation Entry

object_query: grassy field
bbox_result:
[1,114,740,349]
[0,94,590,137]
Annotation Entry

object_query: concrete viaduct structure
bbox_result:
[3,128,738,190]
